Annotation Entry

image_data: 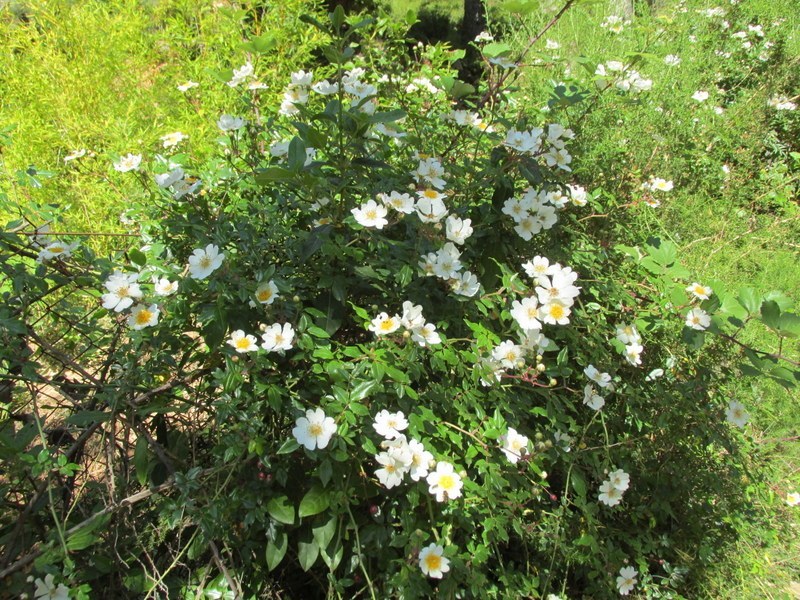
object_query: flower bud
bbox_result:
[549,378,558,387]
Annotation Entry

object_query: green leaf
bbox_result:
[777,312,800,338]
[255,167,294,184]
[299,486,330,518]
[66,410,111,426]
[134,436,149,486]
[482,42,512,58]
[312,516,337,550]
[266,532,288,571]
[761,300,781,330]
[570,470,586,499]
[719,293,748,320]
[350,380,378,402]
[498,0,538,14]
[128,248,146,267]
[288,137,307,172]
[298,538,319,571]
[306,326,330,339]
[267,495,295,525]
[368,109,406,124]
[737,288,762,315]
[277,438,300,455]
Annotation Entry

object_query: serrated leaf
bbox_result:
[299,486,330,518]
[266,532,288,571]
[267,495,295,525]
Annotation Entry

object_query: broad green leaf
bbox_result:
[298,538,319,571]
[299,486,330,518]
[266,532,288,571]
[482,42,512,58]
[128,248,146,267]
[570,470,586,499]
[287,137,307,172]
[255,167,294,184]
[737,288,762,315]
[368,110,406,124]
[312,516,337,550]
[760,300,781,330]
[267,495,295,525]
[777,312,800,337]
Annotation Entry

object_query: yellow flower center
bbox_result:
[379,319,396,332]
[49,246,65,253]
[274,334,284,345]
[504,351,518,362]
[308,423,323,437]
[235,338,251,350]
[694,286,705,295]
[135,309,153,325]
[257,289,273,302]
[549,304,565,319]
[199,256,212,270]
[118,285,130,297]
[424,553,442,571]
[527,307,538,319]
[365,209,377,219]
[423,189,438,199]
[438,474,455,490]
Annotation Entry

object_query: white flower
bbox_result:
[161,131,187,149]
[492,340,523,369]
[255,280,279,305]
[400,301,425,330]
[664,54,682,66]
[408,439,434,481]
[617,566,638,595]
[375,449,409,488]
[584,365,612,388]
[545,39,560,50]
[177,81,199,92]
[415,194,448,223]
[725,400,750,427]
[535,270,580,306]
[217,114,245,131]
[419,543,450,579]
[786,492,800,506]
[510,297,542,332]
[522,256,558,283]
[114,153,142,172]
[624,342,644,366]
[426,461,463,501]
[292,408,337,450]
[504,128,542,154]
[369,312,402,336]
[63,149,87,163]
[227,329,259,353]
[413,157,447,190]
[127,304,160,330]
[539,300,572,325]
[228,61,254,87]
[450,270,480,297]
[261,323,295,352]
[686,282,713,300]
[34,574,70,600]
[607,469,630,491]
[37,241,78,262]
[187,244,224,280]
[445,215,473,245]
[692,90,709,102]
[155,167,185,188]
[352,200,389,229]
[373,410,409,439]
[412,323,441,347]
[615,324,641,345]
[312,79,339,95]
[768,95,797,111]
[685,307,711,330]
[583,385,606,411]
[598,480,623,506]
[290,69,313,88]
[379,191,415,214]
[645,368,664,381]
[153,277,178,296]
[500,427,529,464]
[102,271,142,312]
[173,178,201,200]
[474,31,494,42]
[650,178,673,192]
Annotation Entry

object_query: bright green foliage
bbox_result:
[1,1,799,599]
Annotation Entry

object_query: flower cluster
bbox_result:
[368,301,441,346]
[583,365,613,410]
[155,166,201,200]
[616,323,643,366]
[595,61,652,94]
[503,123,575,171]
[598,468,630,507]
